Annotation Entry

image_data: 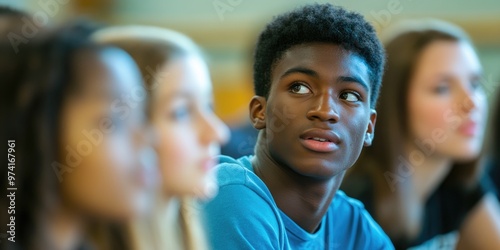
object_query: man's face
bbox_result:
[252,43,377,180]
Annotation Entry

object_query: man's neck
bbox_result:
[252,140,345,233]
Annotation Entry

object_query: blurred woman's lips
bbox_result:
[202,157,217,172]
[458,120,478,136]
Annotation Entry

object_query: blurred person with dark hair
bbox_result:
[0,6,29,75]
[93,26,229,250]
[202,4,393,249]
[0,6,31,142]
[0,21,157,249]
[342,19,500,249]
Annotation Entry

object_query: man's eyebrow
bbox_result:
[339,76,369,93]
[279,67,370,92]
[280,67,319,79]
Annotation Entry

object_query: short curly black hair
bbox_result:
[253,3,385,107]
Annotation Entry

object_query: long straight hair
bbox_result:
[491,89,500,165]
[346,19,485,244]
[0,20,137,250]
[486,87,500,190]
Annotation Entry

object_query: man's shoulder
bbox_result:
[329,190,372,224]
[333,190,366,210]
[328,190,395,249]
[213,155,275,201]
[203,155,289,250]
[214,155,255,186]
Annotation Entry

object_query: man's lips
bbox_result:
[299,128,341,153]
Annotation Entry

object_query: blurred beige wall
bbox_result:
[4,0,500,122]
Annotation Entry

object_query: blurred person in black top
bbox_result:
[342,19,500,249]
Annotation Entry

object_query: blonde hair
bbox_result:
[93,25,208,250]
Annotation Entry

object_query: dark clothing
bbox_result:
[342,174,488,249]
[487,159,500,198]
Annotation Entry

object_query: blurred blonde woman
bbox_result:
[93,26,229,250]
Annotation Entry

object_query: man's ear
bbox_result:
[249,96,266,130]
[364,109,377,147]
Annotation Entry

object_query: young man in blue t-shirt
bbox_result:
[203,3,394,249]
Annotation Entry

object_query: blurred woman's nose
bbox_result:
[457,81,482,115]
[199,111,230,146]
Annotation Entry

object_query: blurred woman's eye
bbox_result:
[470,78,482,91]
[289,82,311,94]
[171,105,192,120]
[432,83,450,94]
[339,91,361,102]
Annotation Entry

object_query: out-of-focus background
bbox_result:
[4,0,500,124]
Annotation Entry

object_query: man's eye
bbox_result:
[289,83,311,94]
[340,92,360,102]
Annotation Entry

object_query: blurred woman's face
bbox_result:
[151,55,229,199]
[59,48,156,220]
[407,40,488,161]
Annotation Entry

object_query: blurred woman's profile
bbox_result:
[0,20,156,249]
[94,25,229,250]
[342,19,500,249]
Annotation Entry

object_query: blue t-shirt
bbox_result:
[202,155,394,250]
